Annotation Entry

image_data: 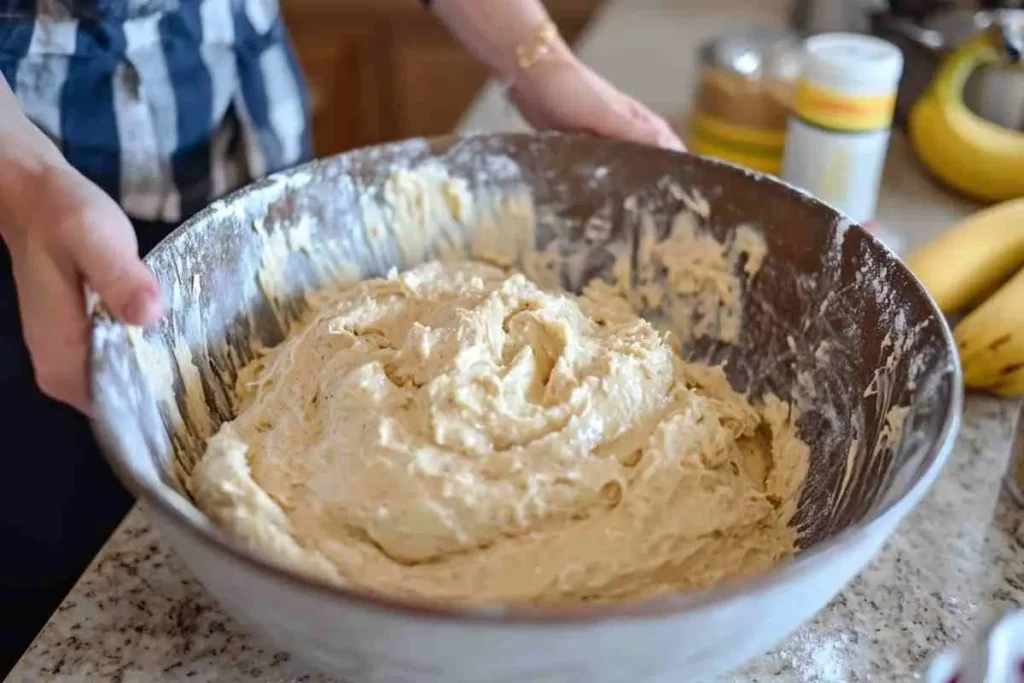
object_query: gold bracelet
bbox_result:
[515,19,560,72]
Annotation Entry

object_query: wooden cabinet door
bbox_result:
[281,11,385,156]
[389,22,492,139]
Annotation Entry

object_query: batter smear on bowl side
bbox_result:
[190,256,810,605]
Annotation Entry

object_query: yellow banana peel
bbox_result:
[954,267,1024,389]
[904,197,1024,314]
[906,198,1024,397]
[908,29,1024,203]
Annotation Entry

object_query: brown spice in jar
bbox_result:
[693,66,795,131]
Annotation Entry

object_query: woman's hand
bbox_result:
[508,50,685,152]
[428,0,683,151]
[1,159,163,413]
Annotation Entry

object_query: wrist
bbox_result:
[507,39,579,99]
[431,0,564,84]
[499,20,574,85]
[0,144,66,245]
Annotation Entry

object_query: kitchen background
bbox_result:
[287,0,1023,159]
[6,0,1024,681]
[281,0,600,157]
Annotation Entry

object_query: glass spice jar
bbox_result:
[689,29,803,176]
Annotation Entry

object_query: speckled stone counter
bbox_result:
[8,0,1024,681]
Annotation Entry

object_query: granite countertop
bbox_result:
[8,0,1024,681]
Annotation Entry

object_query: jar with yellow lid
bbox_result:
[688,29,802,175]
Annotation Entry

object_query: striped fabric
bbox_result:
[0,0,312,222]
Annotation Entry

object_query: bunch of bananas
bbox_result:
[906,198,1024,397]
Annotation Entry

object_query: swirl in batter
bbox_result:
[191,260,809,605]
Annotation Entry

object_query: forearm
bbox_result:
[0,73,65,242]
[428,0,572,83]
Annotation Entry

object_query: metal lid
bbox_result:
[698,29,804,82]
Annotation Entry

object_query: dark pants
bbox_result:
[0,219,176,676]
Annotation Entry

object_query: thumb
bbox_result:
[83,246,163,325]
[66,203,163,326]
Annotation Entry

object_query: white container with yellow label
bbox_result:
[782,33,904,225]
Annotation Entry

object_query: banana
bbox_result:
[953,266,1024,392]
[904,197,1024,313]
[908,29,1024,203]
[990,368,1024,398]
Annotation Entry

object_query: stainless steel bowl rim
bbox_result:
[91,134,964,625]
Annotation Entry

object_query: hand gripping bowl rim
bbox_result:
[88,132,964,626]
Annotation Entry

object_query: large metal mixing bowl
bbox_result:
[89,133,961,682]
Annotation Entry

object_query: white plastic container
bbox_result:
[782,33,904,226]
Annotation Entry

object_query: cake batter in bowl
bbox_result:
[190,258,810,605]
[90,133,961,682]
